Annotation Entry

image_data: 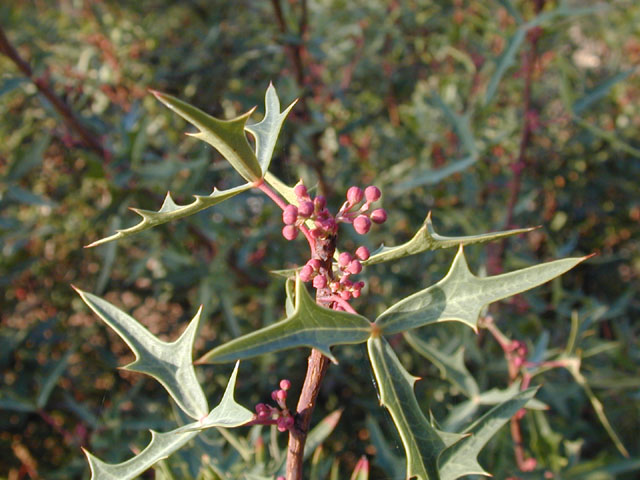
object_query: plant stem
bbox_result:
[285,225,337,479]
[0,24,108,159]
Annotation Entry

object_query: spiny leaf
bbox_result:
[367,336,464,480]
[197,277,372,364]
[152,90,262,182]
[245,83,297,175]
[84,365,252,480]
[87,183,252,247]
[84,429,199,480]
[375,246,588,335]
[438,387,539,480]
[74,288,208,420]
[365,213,535,265]
[404,333,479,398]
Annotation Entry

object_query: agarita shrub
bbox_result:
[75,84,586,479]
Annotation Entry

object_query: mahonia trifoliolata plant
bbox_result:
[76,84,587,480]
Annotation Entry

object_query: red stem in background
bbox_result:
[0,24,108,159]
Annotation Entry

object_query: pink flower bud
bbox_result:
[340,290,352,300]
[271,391,278,401]
[364,185,381,202]
[338,252,352,267]
[282,205,298,225]
[300,265,313,282]
[294,184,308,198]
[276,389,287,402]
[298,200,314,217]
[277,418,287,432]
[352,289,361,298]
[346,186,364,205]
[314,196,326,211]
[280,379,291,391]
[340,278,353,287]
[355,246,370,260]
[307,259,322,270]
[313,275,327,289]
[347,260,362,274]
[282,225,298,240]
[353,215,371,234]
[370,208,387,224]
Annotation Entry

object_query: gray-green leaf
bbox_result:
[364,213,535,266]
[197,277,372,364]
[84,364,252,480]
[152,90,262,182]
[245,83,297,175]
[439,387,539,480]
[74,288,208,420]
[87,183,252,247]
[367,336,464,480]
[375,246,587,335]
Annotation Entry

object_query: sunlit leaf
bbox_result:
[86,183,252,247]
[84,364,251,480]
[152,90,262,181]
[368,336,464,480]
[364,213,535,265]
[375,246,587,334]
[74,287,208,420]
[439,387,539,479]
[245,83,297,175]
[198,277,372,364]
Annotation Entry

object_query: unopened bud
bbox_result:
[294,184,308,198]
[279,379,291,390]
[307,259,322,270]
[298,200,314,217]
[340,290,352,300]
[276,389,287,402]
[346,186,364,205]
[338,252,352,267]
[364,185,381,202]
[300,265,313,282]
[370,208,387,224]
[282,225,298,240]
[314,196,326,211]
[282,205,298,225]
[313,275,327,289]
[353,215,371,234]
[347,260,362,274]
[355,246,370,260]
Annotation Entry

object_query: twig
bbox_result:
[270,0,328,196]
[0,24,108,158]
[486,2,544,275]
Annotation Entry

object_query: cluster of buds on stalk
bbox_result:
[252,379,294,432]
[280,183,387,306]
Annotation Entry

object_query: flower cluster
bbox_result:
[281,183,387,241]
[253,379,294,432]
[280,183,386,305]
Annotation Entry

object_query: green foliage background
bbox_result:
[1,0,638,478]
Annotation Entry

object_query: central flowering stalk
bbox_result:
[281,183,387,310]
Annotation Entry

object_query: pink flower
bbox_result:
[347,186,364,205]
[294,184,308,198]
[282,205,298,225]
[347,259,362,274]
[353,215,371,234]
[364,185,381,202]
[338,252,352,266]
[313,275,327,289]
[282,225,298,240]
[370,208,387,224]
[298,200,314,217]
[279,379,291,390]
[355,246,370,260]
